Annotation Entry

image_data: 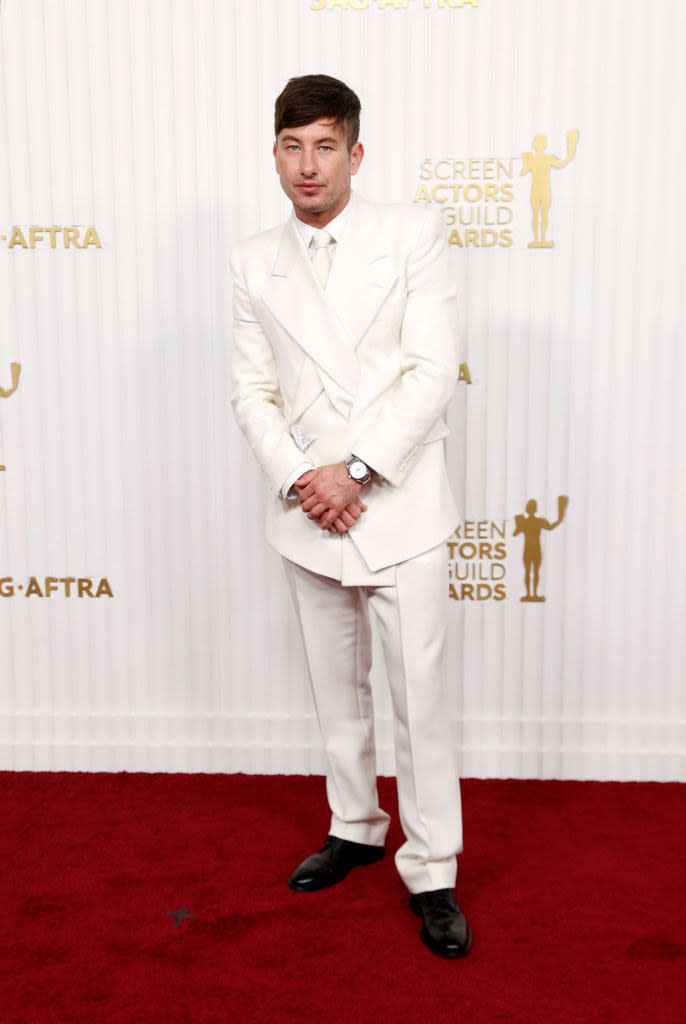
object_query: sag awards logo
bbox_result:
[0,365,113,599]
[447,495,568,603]
[0,226,102,249]
[310,0,479,10]
[414,130,579,249]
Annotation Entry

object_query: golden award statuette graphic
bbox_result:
[513,495,568,602]
[0,362,21,471]
[521,131,579,247]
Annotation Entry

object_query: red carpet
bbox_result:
[0,772,683,1023]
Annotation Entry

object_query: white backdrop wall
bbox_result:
[0,0,683,780]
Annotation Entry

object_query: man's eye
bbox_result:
[319,146,332,152]
[287,145,300,151]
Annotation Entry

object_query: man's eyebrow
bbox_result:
[279,134,341,145]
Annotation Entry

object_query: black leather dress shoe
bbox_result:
[288,835,385,892]
[409,888,472,959]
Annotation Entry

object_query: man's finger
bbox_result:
[307,502,328,520]
[307,503,329,520]
[294,471,314,489]
[297,483,316,503]
[320,508,341,529]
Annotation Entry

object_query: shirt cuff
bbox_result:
[281,463,314,500]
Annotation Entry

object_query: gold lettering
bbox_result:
[0,578,14,597]
[482,229,498,247]
[463,522,475,539]
[448,229,463,247]
[350,0,369,7]
[45,577,59,596]
[311,0,326,8]
[435,160,452,180]
[328,0,347,7]
[60,577,76,596]
[420,159,433,180]
[457,362,472,384]
[431,184,449,203]
[414,184,432,203]
[464,184,482,202]
[46,226,61,247]
[483,159,495,180]
[452,160,466,179]
[95,578,114,597]
[465,229,479,247]
[484,183,499,201]
[25,577,43,597]
[500,183,513,201]
[29,227,44,248]
[78,578,94,597]
[64,227,81,249]
[8,227,27,249]
[82,226,102,248]
[497,159,513,179]
[499,229,512,247]
[468,159,481,178]
[0,363,21,398]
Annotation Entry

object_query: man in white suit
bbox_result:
[230,75,471,959]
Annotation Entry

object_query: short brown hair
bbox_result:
[274,75,361,151]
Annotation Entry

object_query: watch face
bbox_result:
[349,460,366,480]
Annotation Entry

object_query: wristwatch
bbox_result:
[345,455,373,486]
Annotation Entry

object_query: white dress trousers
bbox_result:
[283,540,463,895]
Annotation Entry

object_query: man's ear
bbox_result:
[350,141,364,176]
[273,140,278,166]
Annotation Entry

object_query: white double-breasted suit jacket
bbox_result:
[230,192,460,577]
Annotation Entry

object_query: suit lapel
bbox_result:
[325,194,399,350]
[261,218,359,395]
[259,195,399,423]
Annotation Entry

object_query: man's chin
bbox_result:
[294,193,329,212]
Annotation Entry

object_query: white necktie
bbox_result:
[311,229,333,288]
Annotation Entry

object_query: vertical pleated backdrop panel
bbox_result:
[0,0,683,779]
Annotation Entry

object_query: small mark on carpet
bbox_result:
[168,907,196,927]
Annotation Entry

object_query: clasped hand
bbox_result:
[294,462,367,534]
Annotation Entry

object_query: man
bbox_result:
[230,74,471,959]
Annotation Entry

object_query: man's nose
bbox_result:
[300,149,317,176]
